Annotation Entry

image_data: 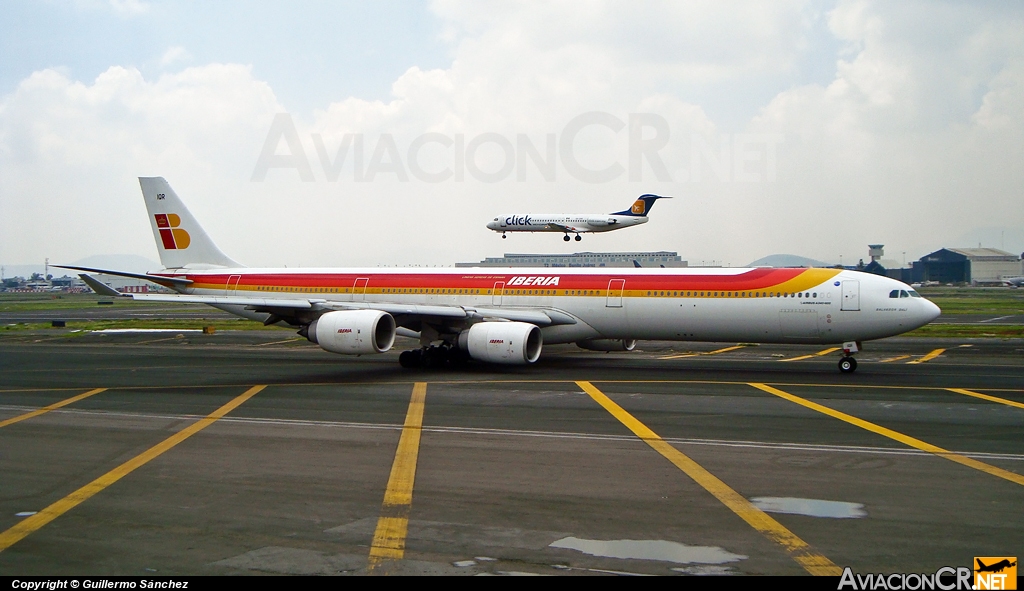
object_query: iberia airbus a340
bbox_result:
[487,194,669,241]
[60,178,941,373]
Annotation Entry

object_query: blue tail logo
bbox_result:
[613,194,670,217]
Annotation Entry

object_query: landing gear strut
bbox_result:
[838,341,860,373]
[399,346,469,369]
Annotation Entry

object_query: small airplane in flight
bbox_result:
[487,194,670,241]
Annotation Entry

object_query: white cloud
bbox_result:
[2,1,1023,269]
[160,46,191,67]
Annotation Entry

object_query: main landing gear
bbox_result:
[563,233,582,242]
[838,341,860,373]
[399,345,469,369]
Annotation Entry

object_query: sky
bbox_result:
[1,0,1023,272]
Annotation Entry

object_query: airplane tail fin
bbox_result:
[612,194,671,217]
[139,177,242,269]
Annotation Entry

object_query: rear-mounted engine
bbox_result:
[458,321,542,364]
[306,310,396,355]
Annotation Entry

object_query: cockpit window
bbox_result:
[900,290,910,298]
[889,290,900,298]
[908,290,921,297]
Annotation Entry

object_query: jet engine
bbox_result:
[306,310,396,355]
[576,338,637,351]
[458,321,542,364]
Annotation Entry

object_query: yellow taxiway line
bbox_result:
[779,347,841,362]
[659,345,748,360]
[0,388,108,429]
[0,384,266,553]
[947,388,1024,410]
[907,349,945,364]
[879,355,911,363]
[368,382,428,573]
[577,381,840,576]
[749,383,1024,487]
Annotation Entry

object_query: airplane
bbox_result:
[976,558,1016,573]
[60,178,941,374]
[1002,276,1024,288]
[487,194,670,241]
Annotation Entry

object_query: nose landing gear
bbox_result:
[838,341,860,373]
[501,232,507,239]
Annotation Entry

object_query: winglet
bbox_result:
[78,274,126,297]
[612,194,671,217]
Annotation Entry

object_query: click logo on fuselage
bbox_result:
[154,214,190,250]
[505,215,533,226]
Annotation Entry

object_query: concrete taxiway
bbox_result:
[0,331,1021,576]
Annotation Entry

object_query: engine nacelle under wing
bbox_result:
[458,321,542,365]
[576,338,637,351]
[307,310,396,355]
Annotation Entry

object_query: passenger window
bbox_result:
[889,290,900,298]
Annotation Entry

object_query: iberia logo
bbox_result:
[974,557,1017,590]
[631,200,646,214]
[154,213,190,250]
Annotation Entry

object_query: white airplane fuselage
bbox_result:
[487,214,648,234]
[155,266,939,346]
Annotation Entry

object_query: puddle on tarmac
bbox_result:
[549,537,746,564]
[750,497,866,518]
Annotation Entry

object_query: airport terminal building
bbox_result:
[456,251,687,268]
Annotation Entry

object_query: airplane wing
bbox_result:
[544,222,584,232]
[125,293,577,326]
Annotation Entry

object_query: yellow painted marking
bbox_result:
[660,345,747,360]
[0,388,107,429]
[779,347,840,362]
[576,381,840,576]
[879,355,911,363]
[948,388,1024,410]
[749,383,1024,487]
[368,382,428,572]
[0,385,266,553]
[907,348,945,364]
[252,337,304,347]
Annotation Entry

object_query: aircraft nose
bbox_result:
[921,298,941,324]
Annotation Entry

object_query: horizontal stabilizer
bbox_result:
[55,265,192,287]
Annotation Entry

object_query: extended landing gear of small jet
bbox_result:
[838,340,861,373]
[502,232,507,239]
[399,346,469,369]
[563,234,570,242]
[574,234,582,241]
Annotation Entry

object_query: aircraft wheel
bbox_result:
[563,235,570,242]
[502,234,507,239]
[838,356,857,373]
[574,235,582,241]
[399,350,421,369]
[422,347,445,369]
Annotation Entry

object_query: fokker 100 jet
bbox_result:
[487,194,669,241]
[61,178,941,373]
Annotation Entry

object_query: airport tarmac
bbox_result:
[0,331,1022,576]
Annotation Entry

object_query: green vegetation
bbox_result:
[918,287,1024,315]
[0,293,196,312]
[904,324,1024,338]
[2,318,281,334]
